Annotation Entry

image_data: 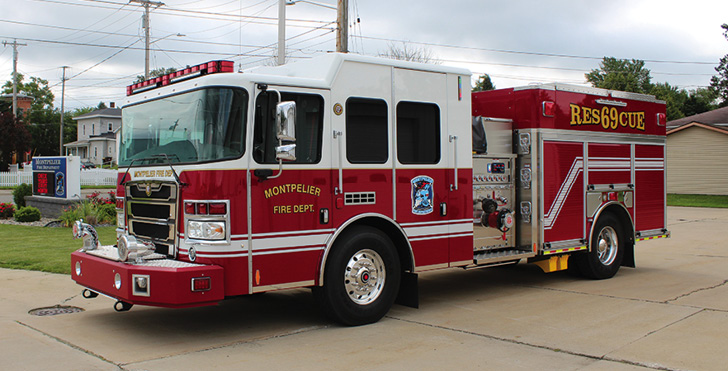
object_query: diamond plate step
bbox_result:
[472,248,535,266]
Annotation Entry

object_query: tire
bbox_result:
[314,226,401,326]
[576,213,625,279]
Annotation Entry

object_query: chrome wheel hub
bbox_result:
[597,226,618,265]
[344,249,385,305]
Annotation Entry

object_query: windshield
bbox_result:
[120,87,248,166]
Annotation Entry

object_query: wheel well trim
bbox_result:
[588,201,635,252]
[317,213,415,286]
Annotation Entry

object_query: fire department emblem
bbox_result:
[411,176,434,215]
[144,184,152,197]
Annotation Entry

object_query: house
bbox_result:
[666,106,728,195]
[65,103,121,166]
[0,93,33,119]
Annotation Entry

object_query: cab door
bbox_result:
[392,68,453,270]
[247,87,333,292]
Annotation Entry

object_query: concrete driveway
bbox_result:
[1,206,727,370]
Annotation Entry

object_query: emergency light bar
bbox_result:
[126,60,235,96]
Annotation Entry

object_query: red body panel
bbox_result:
[587,144,631,185]
[543,141,584,242]
[249,168,332,289]
[635,145,666,231]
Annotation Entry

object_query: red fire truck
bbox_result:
[71,54,669,325]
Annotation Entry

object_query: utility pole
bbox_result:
[278,0,286,65]
[336,0,348,53]
[59,66,69,155]
[2,39,27,117]
[130,0,165,79]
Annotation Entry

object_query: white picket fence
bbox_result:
[0,168,118,187]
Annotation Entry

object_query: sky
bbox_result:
[1,0,726,111]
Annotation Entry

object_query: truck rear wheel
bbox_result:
[314,226,400,326]
[576,213,625,279]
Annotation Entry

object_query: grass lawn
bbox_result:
[667,194,728,208]
[0,225,116,274]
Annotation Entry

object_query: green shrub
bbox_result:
[59,200,96,227]
[12,183,32,207]
[0,202,15,218]
[58,199,118,226]
[14,206,41,223]
[95,203,116,224]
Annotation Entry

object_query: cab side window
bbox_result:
[396,101,440,164]
[346,97,388,164]
[253,91,324,164]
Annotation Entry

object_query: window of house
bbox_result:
[92,124,95,135]
[346,98,388,164]
[253,91,324,164]
[94,147,97,157]
[108,122,113,131]
[83,125,86,136]
[396,101,441,164]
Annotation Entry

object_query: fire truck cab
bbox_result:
[71,54,668,325]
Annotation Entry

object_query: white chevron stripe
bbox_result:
[544,157,583,229]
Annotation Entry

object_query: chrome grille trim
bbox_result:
[125,181,178,257]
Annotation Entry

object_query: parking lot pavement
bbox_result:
[1,206,727,370]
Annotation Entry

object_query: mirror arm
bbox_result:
[268,158,284,180]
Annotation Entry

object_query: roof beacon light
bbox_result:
[127,60,235,96]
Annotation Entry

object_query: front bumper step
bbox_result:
[71,246,224,308]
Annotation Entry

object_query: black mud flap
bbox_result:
[395,271,419,308]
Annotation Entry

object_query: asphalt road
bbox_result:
[1,206,727,370]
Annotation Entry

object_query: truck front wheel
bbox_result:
[576,213,625,279]
[314,226,401,326]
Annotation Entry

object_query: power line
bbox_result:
[352,35,717,66]
[32,0,331,26]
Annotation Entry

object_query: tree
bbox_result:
[0,112,31,171]
[710,24,728,107]
[97,101,107,109]
[379,42,440,64]
[649,82,689,121]
[2,74,55,111]
[134,67,178,84]
[586,57,652,94]
[683,88,718,116]
[472,74,496,92]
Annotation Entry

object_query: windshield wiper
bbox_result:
[119,154,187,187]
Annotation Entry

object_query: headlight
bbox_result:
[187,221,226,240]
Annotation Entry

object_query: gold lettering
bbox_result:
[637,112,645,131]
[582,107,592,124]
[264,184,323,199]
[601,107,610,129]
[570,104,581,125]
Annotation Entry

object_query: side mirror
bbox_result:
[276,101,296,142]
[276,143,296,162]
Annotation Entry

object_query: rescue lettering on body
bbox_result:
[569,104,645,131]
[265,183,322,214]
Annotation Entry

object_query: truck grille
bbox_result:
[126,182,177,256]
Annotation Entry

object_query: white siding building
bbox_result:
[65,104,121,166]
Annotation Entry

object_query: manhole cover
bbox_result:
[29,306,85,316]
